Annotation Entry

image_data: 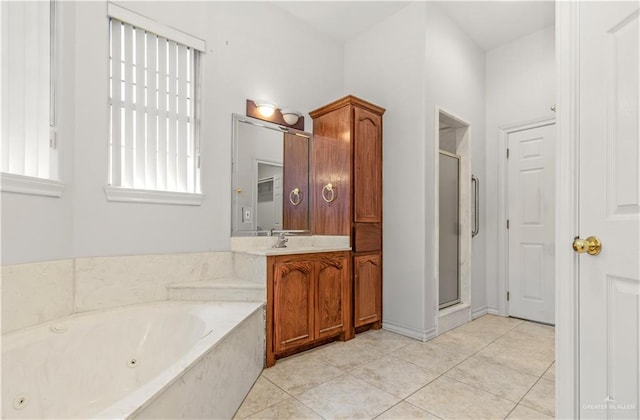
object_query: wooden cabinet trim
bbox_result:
[310,95,386,119]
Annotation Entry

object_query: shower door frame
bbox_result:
[438,149,461,310]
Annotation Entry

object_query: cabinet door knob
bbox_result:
[322,183,336,203]
[289,188,302,206]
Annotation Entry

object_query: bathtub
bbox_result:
[2,300,264,419]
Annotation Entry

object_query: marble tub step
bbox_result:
[167,278,265,302]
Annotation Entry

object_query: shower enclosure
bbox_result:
[439,151,460,309]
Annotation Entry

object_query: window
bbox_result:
[0,0,63,197]
[106,4,205,205]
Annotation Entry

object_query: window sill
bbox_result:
[1,173,65,198]
[104,186,204,206]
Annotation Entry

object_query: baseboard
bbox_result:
[438,303,470,334]
[487,306,501,316]
[383,320,437,342]
[471,305,489,319]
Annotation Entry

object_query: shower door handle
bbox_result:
[472,175,479,237]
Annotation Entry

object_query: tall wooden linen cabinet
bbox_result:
[310,95,384,331]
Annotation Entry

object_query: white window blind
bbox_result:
[108,10,202,195]
[1,0,56,180]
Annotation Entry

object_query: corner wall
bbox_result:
[344,2,486,338]
[424,3,487,327]
[344,2,428,338]
[485,26,556,314]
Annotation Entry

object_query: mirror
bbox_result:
[232,114,311,236]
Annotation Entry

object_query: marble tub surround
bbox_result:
[234,251,267,283]
[167,278,265,302]
[75,252,234,312]
[231,235,350,255]
[2,251,240,333]
[235,314,555,420]
[1,259,74,334]
[167,251,268,303]
[3,301,264,419]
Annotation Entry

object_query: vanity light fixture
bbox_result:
[246,99,305,130]
[255,101,278,118]
[281,109,302,125]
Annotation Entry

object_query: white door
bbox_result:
[507,124,556,324]
[578,2,639,418]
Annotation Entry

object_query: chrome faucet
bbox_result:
[272,231,288,248]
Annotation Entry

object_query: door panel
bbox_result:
[579,3,639,418]
[354,254,381,327]
[354,107,382,222]
[315,257,346,339]
[508,124,555,324]
[283,133,309,230]
[439,152,460,308]
[273,261,314,353]
[311,107,351,235]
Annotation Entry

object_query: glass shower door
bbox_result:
[439,151,460,309]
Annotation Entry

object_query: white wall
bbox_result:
[425,2,486,328]
[345,2,428,338]
[2,1,344,265]
[485,26,555,313]
[344,2,486,339]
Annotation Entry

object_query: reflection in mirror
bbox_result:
[232,114,311,236]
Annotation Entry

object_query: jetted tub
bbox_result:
[2,301,264,419]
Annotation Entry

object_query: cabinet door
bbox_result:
[353,107,382,222]
[273,261,315,353]
[315,256,348,339]
[311,107,351,235]
[283,132,309,231]
[354,254,382,327]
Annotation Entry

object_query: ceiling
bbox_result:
[273,1,555,50]
[437,1,555,50]
[273,2,410,43]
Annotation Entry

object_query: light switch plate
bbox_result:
[242,207,252,223]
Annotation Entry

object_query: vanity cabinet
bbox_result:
[266,251,351,367]
[310,96,385,332]
[353,254,382,327]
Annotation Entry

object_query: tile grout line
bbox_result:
[247,317,550,420]
[259,374,330,420]
[502,372,554,419]
[393,318,538,416]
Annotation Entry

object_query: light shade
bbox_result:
[255,101,277,118]
[281,110,302,125]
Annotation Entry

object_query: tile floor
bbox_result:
[234,315,555,419]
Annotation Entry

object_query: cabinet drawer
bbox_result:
[353,223,381,252]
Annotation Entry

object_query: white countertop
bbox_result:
[240,246,352,256]
[230,235,351,256]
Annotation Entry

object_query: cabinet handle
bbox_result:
[322,183,336,203]
[289,188,302,206]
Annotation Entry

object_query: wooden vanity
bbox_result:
[266,250,352,367]
[310,96,385,332]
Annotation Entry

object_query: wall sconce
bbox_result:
[245,99,305,130]
[254,100,278,118]
[281,109,302,125]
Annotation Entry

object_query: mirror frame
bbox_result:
[231,113,312,237]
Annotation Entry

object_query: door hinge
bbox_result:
[506,148,510,159]
[196,155,201,169]
[507,219,510,229]
[507,291,510,301]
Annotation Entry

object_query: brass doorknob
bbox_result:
[572,236,602,255]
